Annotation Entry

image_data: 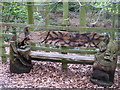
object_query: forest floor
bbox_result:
[0,56,120,89]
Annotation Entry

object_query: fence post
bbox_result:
[79,2,86,27]
[27,2,34,25]
[112,3,116,28]
[27,2,35,46]
[62,1,69,26]
[61,1,69,69]
[44,2,50,47]
[45,2,50,27]
[117,3,120,55]
[110,3,116,40]
[0,2,7,62]
[1,3,7,62]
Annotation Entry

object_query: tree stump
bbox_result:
[90,40,118,87]
[10,41,33,74]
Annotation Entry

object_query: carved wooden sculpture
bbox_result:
[10,27,117,87]
[10,28,32,74]
[90,40,118,86]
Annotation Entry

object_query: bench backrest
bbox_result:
[19,27,109,48]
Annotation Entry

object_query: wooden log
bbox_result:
[90,40,118,87]
[30,51,95,65]
[1,23,119,32]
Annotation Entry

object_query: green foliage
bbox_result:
[34,12,44,23]
[88,2,119,14]
[49,2,79,12]
[69,2,79,12]
[1,2,27,23]
[49,2,63,13]
[1,2,28,42]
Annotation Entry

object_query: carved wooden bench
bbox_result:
[9,27,118,87]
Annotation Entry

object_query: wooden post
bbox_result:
[118,3,120,28]
[27,2,34,25]
[61,1,69,69]
[62,60,68,69]
[110,3,116,40]
[0,4,6,62]
[112,3,116,28]
[79,2,86,27]
[62,1,69,26]
[61,46,68,69]
[27,2,35,46]
[45,2,50,27]
[44,2,50,48]
[117,3,120,55]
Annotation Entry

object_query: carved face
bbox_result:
[95,40,118,67]
[97,41,107,52]
[104,41,118,62]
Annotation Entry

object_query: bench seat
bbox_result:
[30,51,95,64]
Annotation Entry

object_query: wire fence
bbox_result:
[1,1,120,7]
[0,0,120,31]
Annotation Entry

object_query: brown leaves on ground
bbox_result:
[0,59,119,89]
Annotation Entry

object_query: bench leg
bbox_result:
[62,60,68,69]
[10,41,33,74]
[90,40,118,87]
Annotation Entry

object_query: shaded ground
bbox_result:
[0,58,119,88]
[49,12,119,28]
